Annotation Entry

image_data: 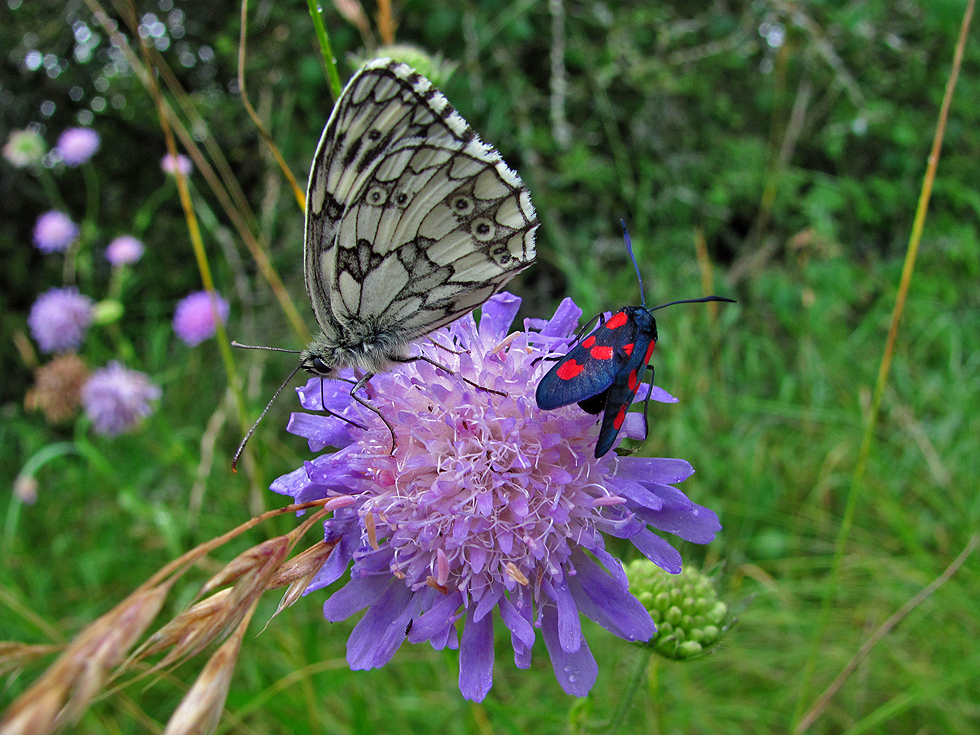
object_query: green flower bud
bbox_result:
[353,46,459,88]
[93,299,124,325]
[625,560,730,661]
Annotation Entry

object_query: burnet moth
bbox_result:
[535,222,735,458]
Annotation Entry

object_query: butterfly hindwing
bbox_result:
[304,58,537,348]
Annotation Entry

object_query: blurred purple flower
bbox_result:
[56,127,100,166]
[33,210,80,253]
[161,153,193,177]
[271,293,721,701]
[105,235,145,265]
[28,287,94,353]
[82,361,161,436]
[3,129,45,167]
[173,290,230,346]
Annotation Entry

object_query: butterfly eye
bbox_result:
[310,356,331,375]
[470,217,497,242]
[451,195,474,215]
[366,186,389,206]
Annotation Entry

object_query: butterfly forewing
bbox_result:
[305,58,537,351]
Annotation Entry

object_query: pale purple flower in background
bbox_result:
[105,235,145,265]
[56,127,100,166]
[161,152,193,177]
[271,293,721,702]
[3,129,45,167]
[82,361,161,436]
[33,210,79,253]
[172,290,230,346]
[28,287,94,353]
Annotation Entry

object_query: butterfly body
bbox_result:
[302,58,537,382]
[537,305,658,458]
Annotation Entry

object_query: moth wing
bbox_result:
[535,312,640,410]
[593,362,649,458]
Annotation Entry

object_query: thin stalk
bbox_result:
[307,0,342,100]
[791,1,974,729]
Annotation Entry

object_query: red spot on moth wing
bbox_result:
[605,311,629,330]
[590,346,614,360]
[623,343,634,356]
[582,335,596,348]
[628,369,639,391]
[556,360,586,380]
[643,340,656,362]
[613,406,627,429]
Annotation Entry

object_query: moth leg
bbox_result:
[348,372,397,453]
[395,354,507,397]
[638,365,655,443]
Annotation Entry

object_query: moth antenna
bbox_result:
[650,296,737,312]
[231,340,302,354]
[621,219,646,307]
[231,363,303,472]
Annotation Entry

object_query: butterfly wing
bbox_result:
[305,58,537,343]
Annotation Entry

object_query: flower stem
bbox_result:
[604,648,649,733]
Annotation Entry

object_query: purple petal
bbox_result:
[540,604,597,697]
[630,529,682,574]
[478,292,521,344]
[498,593,535,650]
[323,573,392,621]
[637,503,721,544]
[346,580,413,669]
[611,477,664,512]
[286,412,352,450]
[542,578,581,653]
[409,590,463,644]
[540,298,583,337]
[615,456,695,485]
[566,550,655,642]
[458,607,495,701]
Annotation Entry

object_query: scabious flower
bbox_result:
[25,353,90,423]
[56,127,100,166]
[28,286,94,353]
[105,235,145,265]
[82,361,161,436]
[172,290,230,346]
[33,210,80,253]
[271,293,721,701]
[3,129,45,167]
[161,152,193,177]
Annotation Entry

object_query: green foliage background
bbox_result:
[1,1,979,733]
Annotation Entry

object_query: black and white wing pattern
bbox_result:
[303,58,537,369]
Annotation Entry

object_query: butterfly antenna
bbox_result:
[231,340,302,354]
[621,219,646,307]
[650,296,736,312]
[231,363,304,472]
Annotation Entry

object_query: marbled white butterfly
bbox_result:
[234,58,537,466]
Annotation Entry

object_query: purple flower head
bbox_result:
[271,293,721,701]
[105,235,145,265]
[161,153,193,177]
[28,287,94,353]
[56,127,100,166]
[82,361,161,436]
[172,290,230,347]
[33,210,80,253]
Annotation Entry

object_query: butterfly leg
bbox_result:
[348,372,398,453]
[315,378,368,431]
[395,354,507,397]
